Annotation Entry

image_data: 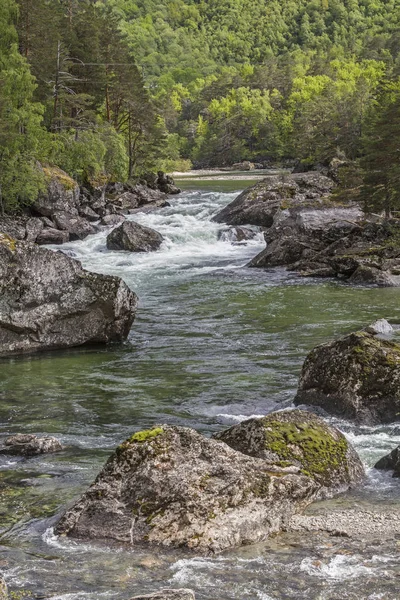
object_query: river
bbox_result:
[1,177,400,599]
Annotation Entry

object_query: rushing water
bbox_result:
[1,180,400,599]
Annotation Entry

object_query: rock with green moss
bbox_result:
[212,172,335,227]
[294,330,400,424]
[55,423,335,553]
[214,410,364,494]
[0,576,7,600]
[34,166,80,218]
[0,236,137,356]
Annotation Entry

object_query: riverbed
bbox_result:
[1,178,400,599]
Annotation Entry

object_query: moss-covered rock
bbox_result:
[214,410,364,493]
[294,330,400,424]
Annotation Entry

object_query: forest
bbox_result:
[1,0,400,212]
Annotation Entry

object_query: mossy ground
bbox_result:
[263,418,348,480]
[43,166,77,191]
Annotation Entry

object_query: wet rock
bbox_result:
[130,590,195,600]
[1,434,63,456]
[55,418,362,554]
[365,319,394,335]
[34,166,80,217]
[214,410,364,495]
[374,446,400,477]
[0,576,7,600]
[212,172,335,227]
[294,330,400,424]
[36,228,70,245]
[106,221,164,252]
[101,214,126,227]
[113,191,141,211]
[0,233,137,356]
[156,172,181,195]
[52,211,96,241]
[348,265,396,286]
[217,226,258,243]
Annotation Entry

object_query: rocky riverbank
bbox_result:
[213,171,400,286]
[0,168,180,246]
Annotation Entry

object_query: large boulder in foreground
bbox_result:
[294,329,400,424]
[212,172,335,227]
[0,233,137,357]
[130,590,195,600]
[214,410,364,494]
[106,221,164,252]
[55,414,363,554]
[374,446,400,477]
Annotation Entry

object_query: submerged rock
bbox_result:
[374,446,400,477]
[0,233,137,356]
[1,434,63,456]
[55,416,363,554]
[212,172,335,227]
[294,330,400,424]
[130,590,195,600]
[214,410,364,494]
[106,221,164,252]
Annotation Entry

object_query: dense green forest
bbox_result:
[1,0,400,211]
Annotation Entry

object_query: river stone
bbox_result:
[365,319,394,335]
[213,410,364,495]
[106,221,164,252]
[101,214,126,227]
[1,434,63,456]
[212,172,334,227]
[294,330,400,424]
[52,211,96,241]
[0,233,137,356]
[130,590,195,600]
[374,446,400,477]
[36,228,70,245]
[55,424,327,553]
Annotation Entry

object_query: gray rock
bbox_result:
[213,172,335,227]
[36,228,70,245]
[213,410,364,496]
[130,590,195,600]
[55,416,363,554]
[52,211,96,241]
[294,330,400,424]
[78,205,100,222]
[218,226,258,243]
[1,433,63,456]
[34,167,80,217]
[114,191,141,210]
[25,217,44,242]
[365,319,394,335]
[374,446,400,477]
[101,214,126,227]
[106,221,164,252]
[0,233,137,356]
[348,265,396,286]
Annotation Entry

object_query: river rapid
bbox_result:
[1,177,400,599]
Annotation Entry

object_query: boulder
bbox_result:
[55,416,363,554]
[156,172,181,195]
[101,214,126,227]
[52,211,96,241]
[213,410,364,494]
[34,166,80,217]
[36,228,70,245]
[0,233,137,356]
[78,205,100,222]
[212,172,335,227]
[365,319,394,335]
[25,217,44,243]
[0,215,29,240]
[106,221,164,252]
[294,330,400,424]
[0,433,63,456]
[374,446,400,477]
[130,590,195,600]
[217,226,258,243]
